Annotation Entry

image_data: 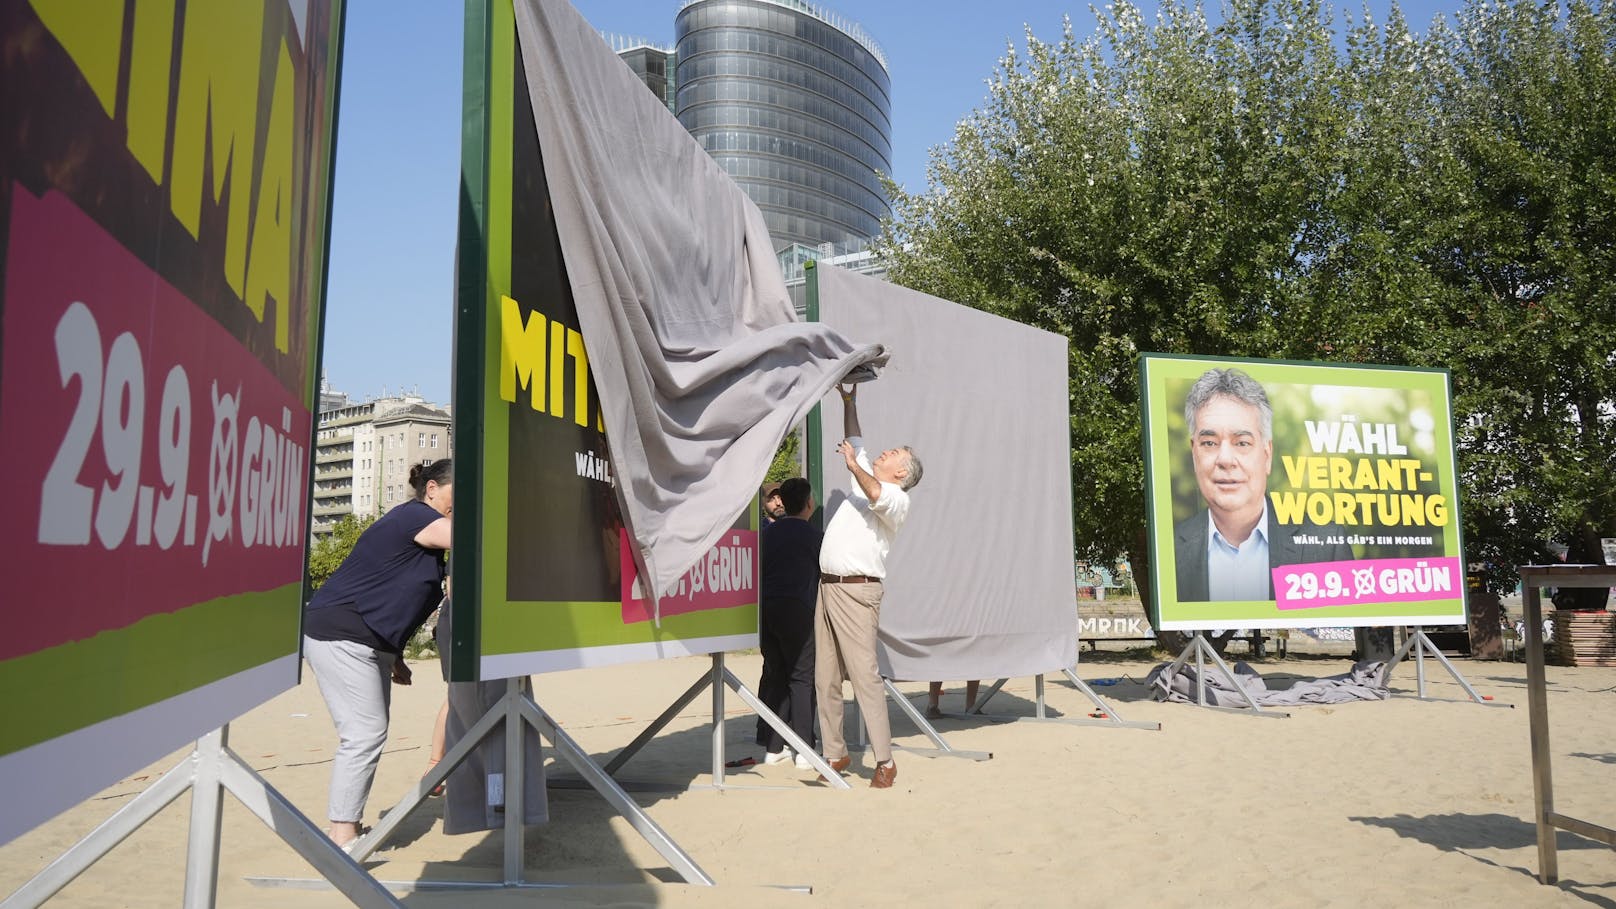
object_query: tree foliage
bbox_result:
[766,428,802,483]
[879,0,1616,611]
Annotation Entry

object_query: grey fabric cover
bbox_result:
[513,0,887,607]
[441,676,549,834]
[436,603,547,832]
[816,266,1080,682]
[1146,659,1390,707]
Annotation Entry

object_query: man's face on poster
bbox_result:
[1190,394,1273,523]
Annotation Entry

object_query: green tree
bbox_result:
[1426,0,1616,602]
[307,515,376,590]
[879,0,1349,637]
[882,0,1616,630]
[765,428,802,483]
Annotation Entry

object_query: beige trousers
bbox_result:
[814,580,892,764]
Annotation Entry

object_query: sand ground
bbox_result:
[2,650,1613,907]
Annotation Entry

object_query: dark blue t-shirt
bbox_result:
[760,516,822,606]
[305,499,446,652]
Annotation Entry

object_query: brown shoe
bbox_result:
[817,755,852,782]
[870,760,897,789]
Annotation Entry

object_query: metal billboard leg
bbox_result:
[716,657,849,788]
[884,679,991,761]
[3,725,404,909]
[521,699,714,886]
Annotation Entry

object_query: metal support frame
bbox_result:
[1520,565,1616,885]
[1161,633,1289,717]
[257,677,714,893]
[600,653,850,791]
[3,726,401,909]
[1380,626,1508,707]
[880,679,992,761]
[960,672,1160,731]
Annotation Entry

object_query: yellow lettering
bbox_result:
[170,0,264,295]
[1332,492,1359,524]
[244,41,293,351]
[1377,458,1404,490]
[499,295,546,409]
[548,321,565,417]
[1352,458,1379,490]
[1281,454,1307,488]
[1427,496,1449,526]
[1306,457,1329,488]
[567,327,589,427]
[30,0,124,116]
[126,0,178,180]
[1270,491,1307,525]
[1329,458,1352,489]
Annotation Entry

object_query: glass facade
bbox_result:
[673,0,892,251]
[613,42,677,113]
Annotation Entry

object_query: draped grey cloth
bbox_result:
[815,266,1080,682]
[1147,659,1390,707]
[436,603,546,832]
[513,0,887,608]
[441,677,549,834]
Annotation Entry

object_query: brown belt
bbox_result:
[821,573,881,585]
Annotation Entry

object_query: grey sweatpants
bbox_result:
[304,636,395,823]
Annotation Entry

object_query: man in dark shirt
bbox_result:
[753,477,822,769]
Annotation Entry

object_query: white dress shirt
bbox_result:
[819,437,910,578]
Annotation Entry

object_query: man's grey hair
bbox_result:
[900,446,923,491]
[1184,368,1272,442]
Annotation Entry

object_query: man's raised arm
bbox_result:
[834,383,882,502]
[839,383,862,439]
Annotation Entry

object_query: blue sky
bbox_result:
[321,0,1467,406]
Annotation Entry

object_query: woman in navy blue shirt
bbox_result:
[304,459,452,848]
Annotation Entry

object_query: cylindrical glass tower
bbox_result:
[674,0,892,252]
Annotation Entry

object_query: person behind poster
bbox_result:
[753,477,821,769]
[761,481,785,525]
[1174,369,1353,601]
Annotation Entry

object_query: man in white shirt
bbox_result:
[814,383,922,789]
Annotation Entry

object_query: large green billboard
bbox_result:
[450,0,758,681]
[1141,355,1466,631]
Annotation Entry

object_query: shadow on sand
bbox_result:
[1350,812,1616,908]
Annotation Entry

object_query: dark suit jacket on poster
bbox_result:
[1173,509,1357,602]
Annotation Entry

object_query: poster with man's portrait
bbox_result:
[1140,355,1465,631]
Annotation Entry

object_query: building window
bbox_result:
[430,433,438,448]
[418,432,425,447]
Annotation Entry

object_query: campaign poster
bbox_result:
[450,0,757,681]
[1140,355,1465,631]
[0,0,346,844]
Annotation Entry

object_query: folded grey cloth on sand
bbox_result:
[1147,659,1390,707]
[514,0,887,610]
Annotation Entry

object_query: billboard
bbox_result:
[814,265,1079,681]
[0,0,346,844]
[450,0,758,681]
[1141,355,1465,631]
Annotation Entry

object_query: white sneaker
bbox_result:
[794,753,814,771]
[763,748,793,765]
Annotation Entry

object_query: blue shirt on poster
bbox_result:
[1206,505,1271,602]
